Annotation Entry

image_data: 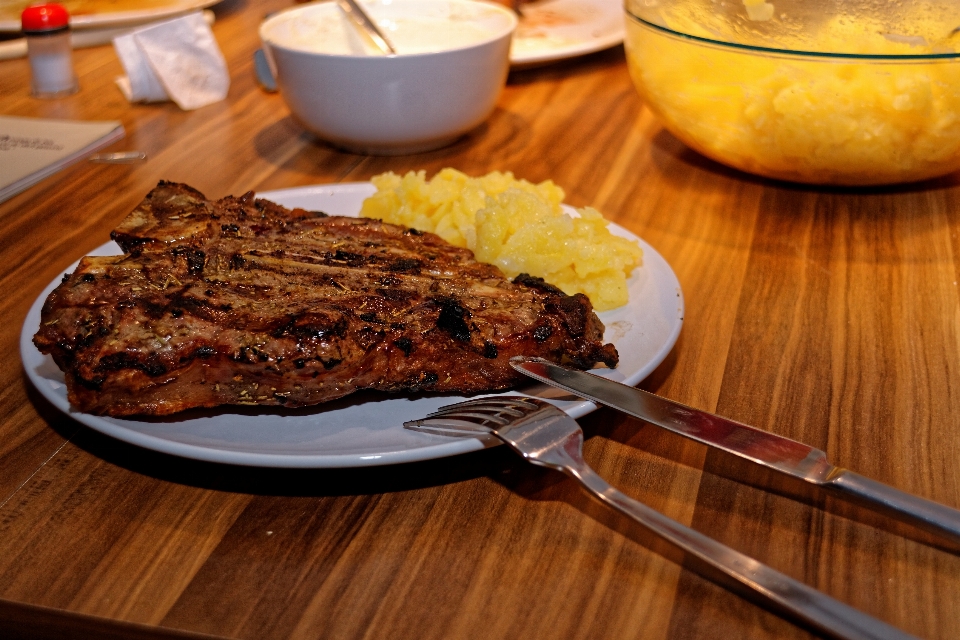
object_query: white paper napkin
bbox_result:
[113,12,229,110]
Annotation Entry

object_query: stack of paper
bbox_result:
[0,116,125,204]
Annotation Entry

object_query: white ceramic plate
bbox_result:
[510,0,623,67]
[20,183,683,468]
[0,0,219,32]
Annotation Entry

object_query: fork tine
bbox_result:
[423,409,514,424]
[405,396,548,438]
[403,416,493,437]
[436,396,540,413]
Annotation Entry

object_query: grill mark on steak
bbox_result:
[33,181,619,416]
[433,297,472,342]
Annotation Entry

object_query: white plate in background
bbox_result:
[510,0,624,67]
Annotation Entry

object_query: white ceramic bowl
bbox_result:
[260,0,517,155]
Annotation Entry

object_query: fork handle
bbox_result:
[569,466,915,640]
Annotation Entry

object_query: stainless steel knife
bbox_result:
[510,355,960,547]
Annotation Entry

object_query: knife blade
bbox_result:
[510,355,960,547]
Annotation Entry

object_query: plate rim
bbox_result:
[0,0,220,32]
[20,181,683,468]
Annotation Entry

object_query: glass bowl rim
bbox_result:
[625,9,960,61]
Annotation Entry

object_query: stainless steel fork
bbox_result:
[404,397,915,640]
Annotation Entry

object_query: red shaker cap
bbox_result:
[21,3,70,33]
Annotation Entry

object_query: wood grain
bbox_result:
[2,0,960,637]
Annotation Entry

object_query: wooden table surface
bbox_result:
[3,1,960,638]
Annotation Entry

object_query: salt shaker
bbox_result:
[21,3,78,98]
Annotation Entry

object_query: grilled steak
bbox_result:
[33,181,619,416]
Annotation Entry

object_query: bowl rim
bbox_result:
[625,9,960,61]
[260,0,518,60]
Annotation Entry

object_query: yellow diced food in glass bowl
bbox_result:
[624,0,960,185]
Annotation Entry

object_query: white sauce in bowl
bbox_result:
[261,0,517,57]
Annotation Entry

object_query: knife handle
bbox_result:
[827,470,960,546]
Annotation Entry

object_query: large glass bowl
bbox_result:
[624,0,960,185]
